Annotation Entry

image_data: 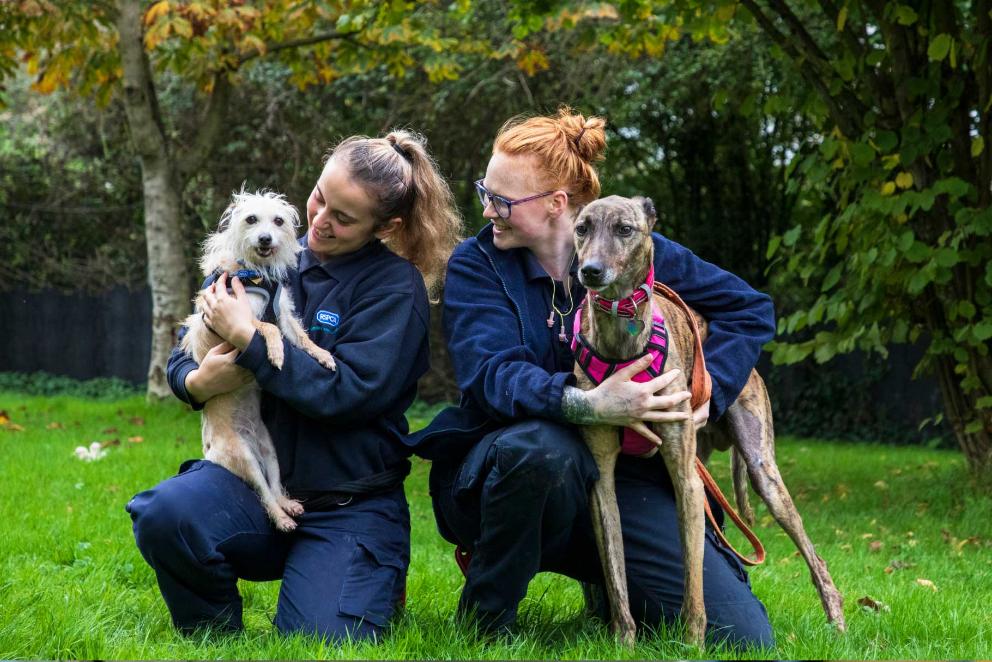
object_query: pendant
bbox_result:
[559,322,568,343]
[625,318,645,336]
[547,310,556,328]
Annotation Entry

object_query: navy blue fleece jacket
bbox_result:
[407,224,775,461]
[167,238,430,494]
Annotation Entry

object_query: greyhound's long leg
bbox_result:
[726,374,846,631]
[583,426,637,646]
[658,416,707,647]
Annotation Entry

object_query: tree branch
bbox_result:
[237,30,355,66]
[177,73,231,181]
[977,0,991,207]
[739,0,862,136]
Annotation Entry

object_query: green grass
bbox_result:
[0,391,989,659]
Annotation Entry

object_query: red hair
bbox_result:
[493,107,607,205]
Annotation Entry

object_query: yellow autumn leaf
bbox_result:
[836,6,848,32]
[144,0,170,26]
[895,171,914,189]
[915,577,938,591]
[881,181,896,196]
[973,136,985,157]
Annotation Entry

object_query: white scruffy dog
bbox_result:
[181,188,335,531]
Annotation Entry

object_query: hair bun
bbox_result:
[557,107,606,163]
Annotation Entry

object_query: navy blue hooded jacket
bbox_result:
[168,238,430,495]
[407,224,775,461]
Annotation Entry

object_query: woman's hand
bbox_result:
[184,342,254,403]
[563,353,692,444]
[201,272,256,350]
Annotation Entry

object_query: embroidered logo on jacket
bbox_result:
[310,309,340,334]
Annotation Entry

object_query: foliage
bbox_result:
[0,73,144,292]
[0,390,989,658]
[0,372,142,399]
[506,0,992,477]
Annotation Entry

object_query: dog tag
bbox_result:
[625,318,645,336]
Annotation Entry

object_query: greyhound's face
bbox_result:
[574,195,657,297]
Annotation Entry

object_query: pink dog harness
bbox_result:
[571,275,669,456]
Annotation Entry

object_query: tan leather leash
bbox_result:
[653,281,766,566]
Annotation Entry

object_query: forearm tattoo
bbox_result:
[562,386,599,425]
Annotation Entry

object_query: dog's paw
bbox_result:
[279,496,305,517]
[272,512,298,532]
[313,349,336,371]
[267,344,285,370]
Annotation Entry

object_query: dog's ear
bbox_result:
[217,203,235,232]
[634,196,657,225]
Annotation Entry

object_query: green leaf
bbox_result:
[822,264,843,292]
[783,226,802,247]
[965,420,984,434]
[974,321,992,342]
[928,34,952,62]
[908,267,933,294]
[898,230,914,251]
[894,5,918,25]
[973,136,985,157]
[766,235,782,260]
[836,5,848,31]
[958,301,976,319]
[977,395,992,409]
[852,141,875,166]
[934,247,959,268]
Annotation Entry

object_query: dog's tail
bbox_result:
[731,447,756,528]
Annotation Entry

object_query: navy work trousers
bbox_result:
[126,460,409,641]
[430,419,775,649]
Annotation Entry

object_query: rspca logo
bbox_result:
[310,309,340,334]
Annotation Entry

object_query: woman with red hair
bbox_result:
[412,108,777,648]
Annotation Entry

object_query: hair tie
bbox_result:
[392,142,412,162]
[574,126,588,147]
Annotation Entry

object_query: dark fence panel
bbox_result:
[1,286,152,383]
[0,286,949,445]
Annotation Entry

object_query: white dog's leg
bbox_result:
[276,292,336,370]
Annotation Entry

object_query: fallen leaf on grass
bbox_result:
[102,427,119,434]
[915,578,938,592]
[127,436,144,443]
[5,423,25,432]
[873,480,889,490]
[885,559,916,574]
[0,411,8,425]
[129,417,145,426]
[46,421,64,430]
[869,541,885,553]
[100,438,120,448]
[857,596,890,612]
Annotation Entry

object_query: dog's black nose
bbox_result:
[581,262,604,281]
[258,233,272,246]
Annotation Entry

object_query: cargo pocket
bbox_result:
[705,528,751,587]
[337,540,404,628]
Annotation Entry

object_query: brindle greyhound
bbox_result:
[572,195,845,645]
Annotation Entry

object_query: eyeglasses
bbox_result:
[474,179,556,219]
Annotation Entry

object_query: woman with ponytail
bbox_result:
[128,131,461,642]
[412,108,776,648]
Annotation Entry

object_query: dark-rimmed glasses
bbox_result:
[474,179,555,219]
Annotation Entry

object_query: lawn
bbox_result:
[0,390,989,659]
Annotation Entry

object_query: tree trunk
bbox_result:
[115,0,190,399]
[933,354,992,486]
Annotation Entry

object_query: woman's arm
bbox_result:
[652,234,776,419]
[204,272,429,423]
